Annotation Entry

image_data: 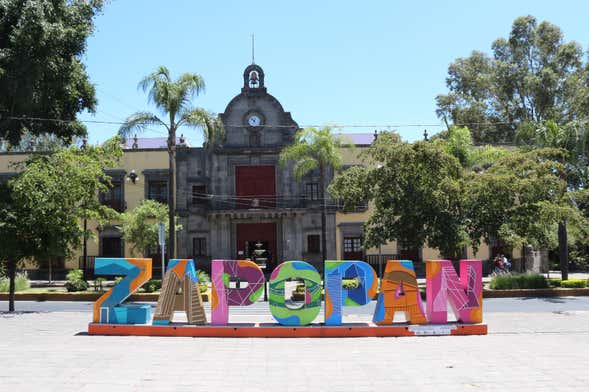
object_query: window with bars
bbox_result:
[99,179,124,212]
[193,237,207,256]
[147,180,168,204]
[192,185,207,205]
[307,234,321,253]
[306,183,320,201]
[343,237,362,253]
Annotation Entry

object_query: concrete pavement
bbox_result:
[1,299,588,391]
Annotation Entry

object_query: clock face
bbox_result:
[247,113,262,127]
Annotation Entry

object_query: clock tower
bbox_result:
[175,63,337,274]
[218,63,298,149]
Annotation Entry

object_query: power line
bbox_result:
[2,115,525,130]
[3,116,124,125]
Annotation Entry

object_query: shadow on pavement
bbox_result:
[516,297,577,303]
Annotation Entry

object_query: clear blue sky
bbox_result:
[79,0,589,146]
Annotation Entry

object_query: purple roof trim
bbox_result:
[123,137,190,149]
[336,133,375,146]
[123,135,371,149]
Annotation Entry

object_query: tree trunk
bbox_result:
[168,130,176,260]
[319,163,327,264]
[558,219,568,281]
[48,257,52,284]
[8,260,16,312]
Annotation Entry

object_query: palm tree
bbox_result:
[119,66,223,259]
[279,126,346,263]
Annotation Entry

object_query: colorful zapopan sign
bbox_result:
[88,258,486,338]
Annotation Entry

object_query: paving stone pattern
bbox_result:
[1,303,588,391]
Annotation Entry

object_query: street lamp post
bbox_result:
[378,244,383,278]
[83,218,88,281]
[158,222,166,280]
[82,137,88,281]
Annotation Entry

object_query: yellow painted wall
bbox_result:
[0,153,27,172]
[0,148,169,269]
[340,147,364,165]
[336,147,400,258]
[335,210,398,259]
[69,149,169,266]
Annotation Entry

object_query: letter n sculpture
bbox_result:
[153,259,207,325]
[426,259,483,324]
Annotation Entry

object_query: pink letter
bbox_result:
[211,259,265,325]
[426,259,483,324]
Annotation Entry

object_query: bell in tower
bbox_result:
[249,70,259,88]
[242,64,266,94]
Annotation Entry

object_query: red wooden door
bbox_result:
[235,166,275,208]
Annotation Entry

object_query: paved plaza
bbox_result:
[1,298,589,391]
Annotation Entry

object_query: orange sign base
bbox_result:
[88,323,487,338]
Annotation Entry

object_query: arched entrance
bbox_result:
[236,222,277,274]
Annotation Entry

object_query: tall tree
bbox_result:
[434,126,473,167]
[464,147,587,269]
[517,120,589,278]
[436,15,588,145]
[437,15,589,277]
[118,66,223,259]
[0,137,122,311]
[279,127,345,263]
[329,132,468,260]
[0,0,103,145]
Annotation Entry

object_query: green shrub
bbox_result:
[16,272,29,291]
[199,283,208,293]
[490,273,549,290]
[142,279,162,293]
[0,272,30,292]
[65,279,89,292]
[64,269,88,292]
[295,283,306,293]
[342,278,360,289]
[197,270,210,283]
[114,276,123,285]
[549,279,562,287]
[560,279,587,288]
[66,269,84,281]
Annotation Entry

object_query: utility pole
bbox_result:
[158,222,166,280]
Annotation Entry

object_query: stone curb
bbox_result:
[0,292,210,302]
[482,288,589,298]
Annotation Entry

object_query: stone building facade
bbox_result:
[175,64,336,273]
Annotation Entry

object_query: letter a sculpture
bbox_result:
[153,259,207,325]
[373,260,427,325]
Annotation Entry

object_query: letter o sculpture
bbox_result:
[269,261,322,326]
